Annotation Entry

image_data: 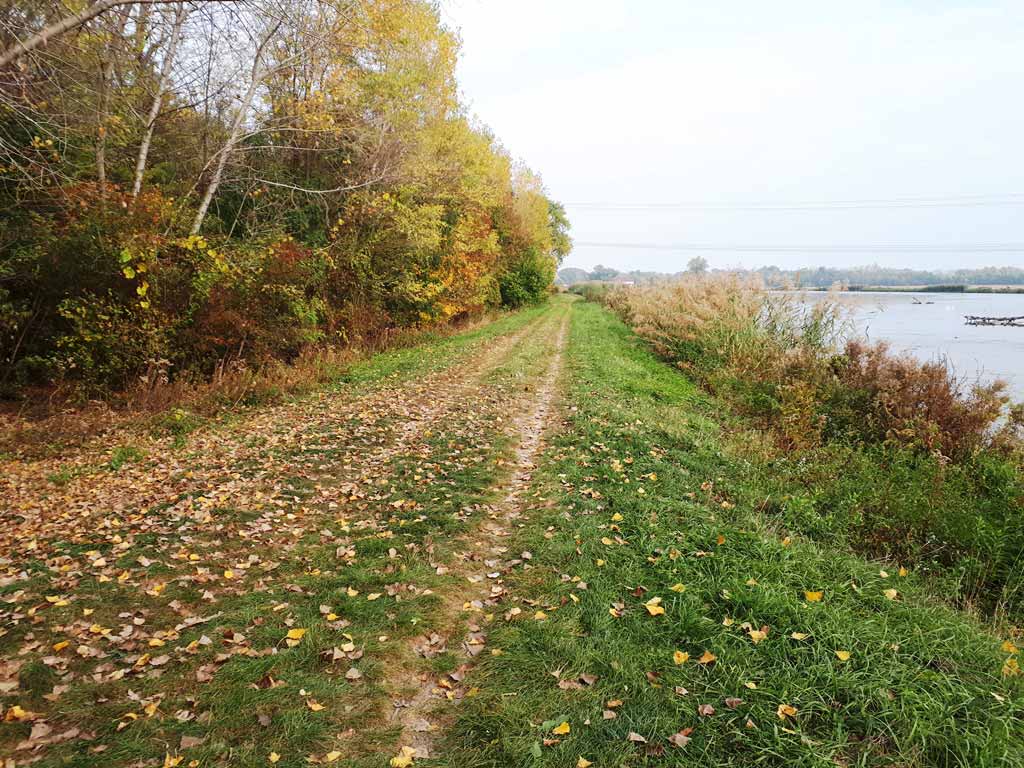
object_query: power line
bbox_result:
[566,193,1024,211]
[573,241,1024,254]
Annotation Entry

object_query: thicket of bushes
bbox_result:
[0,1,569,400]
[602,277,1024,614]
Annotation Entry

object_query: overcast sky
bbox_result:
[441,1,1024,273]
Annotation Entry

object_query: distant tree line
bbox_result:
[558,263,1024,288]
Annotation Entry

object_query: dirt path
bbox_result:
[0,300,574,767]
[389,310,570,761]
[0,312,542,557]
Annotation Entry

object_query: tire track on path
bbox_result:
[388,306,571,762]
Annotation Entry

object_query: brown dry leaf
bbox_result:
[668,727,693,748]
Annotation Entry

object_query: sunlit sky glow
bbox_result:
[441,1,1024,273]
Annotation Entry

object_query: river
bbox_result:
[822,292,1024,402]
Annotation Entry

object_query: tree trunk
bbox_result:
[96,10,129,197]
[0,0,188,70]
[190,24,278,235]
[131,2,186,200]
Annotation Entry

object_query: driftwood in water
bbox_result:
[964,315,1024,327]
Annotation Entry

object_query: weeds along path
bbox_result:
[0,300,573,767]
[388,306,570,762]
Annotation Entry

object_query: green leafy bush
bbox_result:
[499,250,555,308]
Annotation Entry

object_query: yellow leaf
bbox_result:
[600,537,614,546]
[898,567,908,577]
[552,721,571,735]
[534,611,547,620]
[577,759,593,768]
[698,650,716,665]
[883,589,898,600]
[611,513,623,522]
[325,751,342,763]
[748,630,767,644]
[790,632,810,641]
[1002,641,1019,655]
[367,593,382,601]
[269,753,280,764]
[669,583,686,593]
[644,597,665,616]
[223,570,234,580]
[53,640,70,652]
[743,681,757,690]
[390,746,416,767]
[307,699,325,711]
[804,591,823,602]
[346,587,359,597]
[286,628,307,640]
[722,617,734,626]
[835,650,851,662]
[595,559,605,567]
[716,534,726,545]
[4,705,35,722]
[777,703,798,720]
[1003,657,1021,677]
[673,650,689,665]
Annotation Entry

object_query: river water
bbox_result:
[824,292,1024,402]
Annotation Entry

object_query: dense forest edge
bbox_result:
[1,0,569,406]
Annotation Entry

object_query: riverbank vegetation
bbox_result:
[593,277,1024,617]
[0,0,568,408]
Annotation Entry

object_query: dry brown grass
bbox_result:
[602,275,1016,459]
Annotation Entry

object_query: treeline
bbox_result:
[0,0,569,396]
[559,264,1024,288]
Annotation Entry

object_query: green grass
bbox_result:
[0,300,567,768]
[438,300,1024,767]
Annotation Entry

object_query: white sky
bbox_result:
[441,0,1024,273]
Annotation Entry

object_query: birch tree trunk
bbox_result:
[190,24,278,235]
[131,2,186,200]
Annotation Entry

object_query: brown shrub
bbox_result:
[600,276,1016,460]
[835,340,1009,458]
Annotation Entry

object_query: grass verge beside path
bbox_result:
[439,300,1024,767]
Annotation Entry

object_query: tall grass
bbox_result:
[606,275,1016,458]
[599,275,1024,615]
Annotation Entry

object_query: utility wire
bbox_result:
[566,193,1024,211]
[574,241,1024,253]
